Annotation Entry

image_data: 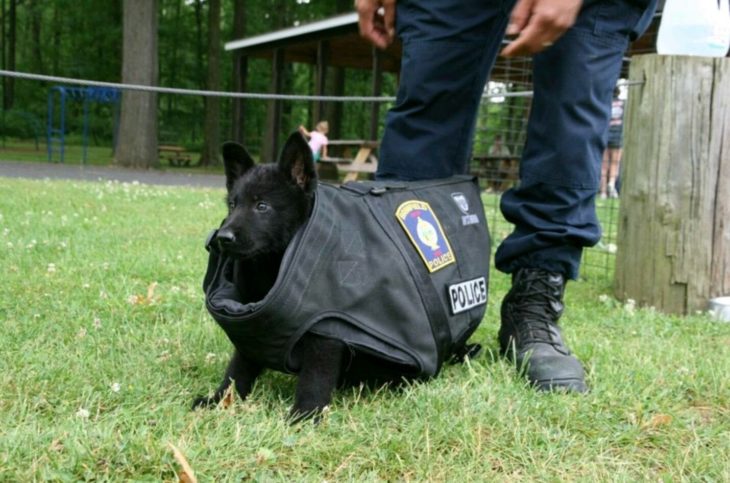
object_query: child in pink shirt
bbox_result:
[298,121,329,162]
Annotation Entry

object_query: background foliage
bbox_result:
[0,0,395,158]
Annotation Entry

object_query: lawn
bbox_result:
[0,139,224,176]
[0,177,728,481]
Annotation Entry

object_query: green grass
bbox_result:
[1,177,728,481]
[0,139,225,175]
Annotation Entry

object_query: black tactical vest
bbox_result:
[203,176,491,377]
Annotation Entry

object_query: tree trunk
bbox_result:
[2,0,16,110]
[199,0,221,166]
[614,54,730,315]
[30,1,43,73]
[192,0,205,143]
[1,0,5,85]
[51,2,61,75]
[231,0,247,143]
[165,0,183,122]
[116,0,159,169]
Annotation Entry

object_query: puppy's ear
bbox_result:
[222,142,255,192]
[278,132,316,195]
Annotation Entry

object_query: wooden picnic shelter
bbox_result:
[224,13,400,162]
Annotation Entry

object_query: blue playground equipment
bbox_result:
[47,86,121,164]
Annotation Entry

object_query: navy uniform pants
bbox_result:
[377,0,657,279]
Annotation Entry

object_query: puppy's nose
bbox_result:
[216,229,236,246]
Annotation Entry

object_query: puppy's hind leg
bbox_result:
[289,333,347,424]
[192,349,262,409]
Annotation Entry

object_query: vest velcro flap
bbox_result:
[204,176,491,377]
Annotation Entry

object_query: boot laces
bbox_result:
[508,272,564,348]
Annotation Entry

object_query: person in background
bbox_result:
[356,0,657,393]
[299,120,329,162]
[601,87,625,198]
[489,134,516,192]
[489,134,511,158]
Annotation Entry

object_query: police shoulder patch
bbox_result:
[395,200,455,273]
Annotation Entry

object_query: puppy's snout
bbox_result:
[216,229,236,247]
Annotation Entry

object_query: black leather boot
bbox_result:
[499,268,587,393]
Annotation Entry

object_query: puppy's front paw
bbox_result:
[191,395,219,409]
[288,404,328,425]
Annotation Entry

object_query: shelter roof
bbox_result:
[224,13,402,73]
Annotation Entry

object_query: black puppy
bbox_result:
[193,133,352,422]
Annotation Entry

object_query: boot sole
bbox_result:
[533,377,588,394]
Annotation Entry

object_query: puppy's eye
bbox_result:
[255,201,270,212]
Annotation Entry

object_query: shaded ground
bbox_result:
[0,160,223,188]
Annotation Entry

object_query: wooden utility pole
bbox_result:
[614,54,730,315]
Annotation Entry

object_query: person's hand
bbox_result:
[501,0,582,57]
[355,0,396,49]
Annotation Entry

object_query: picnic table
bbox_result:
[472,154,519,192]
[158,145,192,167]
[318,140,379,182]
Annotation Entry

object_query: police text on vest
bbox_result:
[448,277,487,315]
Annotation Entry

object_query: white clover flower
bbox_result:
[624,298,636,314]
[598,294,610,304]
[110,382,121,393]
[47,263,57,273]
[93,318,102,329]
[205,353,217,364]
[76,408,90,419]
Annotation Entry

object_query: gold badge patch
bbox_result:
[395,200,455,272]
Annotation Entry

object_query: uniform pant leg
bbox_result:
[494,0,656,279]
[376,0,516,181]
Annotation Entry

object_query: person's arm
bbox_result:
[355,0,396,49]
[321,143,328,159]
[501,0,582,57]
[298,125,312,138]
